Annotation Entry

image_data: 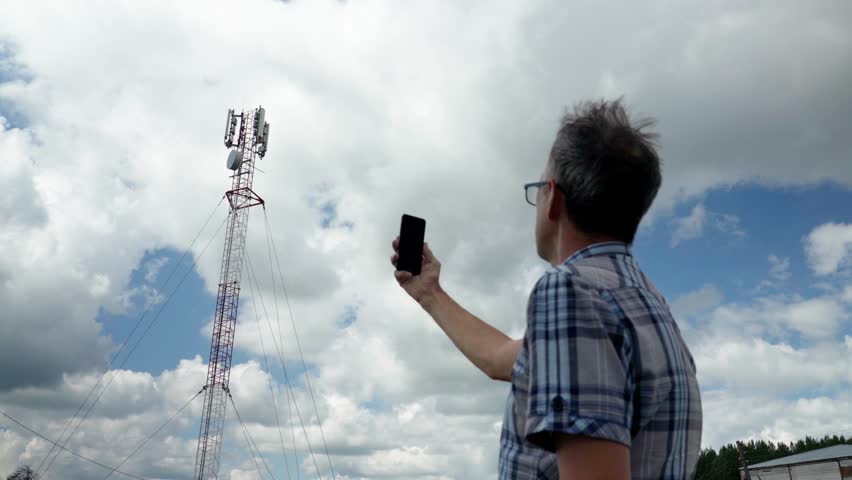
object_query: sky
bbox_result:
[1,0,851,479]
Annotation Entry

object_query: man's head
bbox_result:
[534,98,661,263]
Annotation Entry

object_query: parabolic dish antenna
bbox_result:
[226,150,243,171]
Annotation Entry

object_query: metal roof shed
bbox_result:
[741,444,852,480]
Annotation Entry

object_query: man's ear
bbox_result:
[546,179,562,221]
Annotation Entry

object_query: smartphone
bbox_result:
[397,214,426,275]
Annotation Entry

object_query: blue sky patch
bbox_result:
[636,181,852,304]
[337,304,359,329]
[306,182,354,230]
[0,40,32,129]
[96,248,213,375]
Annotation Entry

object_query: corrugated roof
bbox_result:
[749,444,852,469]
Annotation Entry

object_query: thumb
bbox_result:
[394,270,413,284]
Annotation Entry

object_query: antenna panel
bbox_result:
[255,108,266,142]
[258,122,270,157]
[224,109,236,147]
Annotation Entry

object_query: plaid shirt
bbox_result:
[498,242,702,479]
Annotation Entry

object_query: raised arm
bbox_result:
[391,238,521,381]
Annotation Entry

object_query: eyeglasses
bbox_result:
[524,180,565,206]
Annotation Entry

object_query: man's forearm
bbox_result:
[420,286,520,381]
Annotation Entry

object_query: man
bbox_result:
[391,98,702,479]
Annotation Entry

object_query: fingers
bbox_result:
[391,237,399,267]
[423,242,436,262]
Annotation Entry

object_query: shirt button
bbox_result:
[552,396,564,412]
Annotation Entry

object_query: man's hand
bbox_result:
[390,236,442,308]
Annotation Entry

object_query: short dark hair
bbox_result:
[548,98,661,244]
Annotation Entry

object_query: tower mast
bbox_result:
[194,106,270,480]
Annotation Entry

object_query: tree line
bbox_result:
[697,434,852,479]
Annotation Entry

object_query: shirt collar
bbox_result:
[562,241,632,266]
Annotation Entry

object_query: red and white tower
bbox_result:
[194,107,270,480]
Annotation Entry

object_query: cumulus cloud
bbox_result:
[143,256,169,283]
[0,358,206,479]
[671,203,706,247]
[805,222,852,276]
[768,254,792,281]
[676,280,852,397]
[709,213,747,243]
[784,298,847,338]
[671,203,747,247]
[694,336,852,394]
[671,283,723,319]
[701,391,852,449]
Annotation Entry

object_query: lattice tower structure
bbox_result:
[194,107,267,480]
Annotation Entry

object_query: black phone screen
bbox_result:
[397,214,426,275]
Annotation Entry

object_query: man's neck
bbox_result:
[551,227,622,266]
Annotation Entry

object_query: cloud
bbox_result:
[671,283,723,319]
[694,336,852,394]
[0,125,45,228]
[671,203,706,246]
[0,357,206,479]
[229,469,262,480]
[701,391,852,449]
[783,298,846,338]
[670,204,745,247]
[768,254,792,281]
[143,256,168,283]
[0,253,113,390]
[805,222,852,276]
[676,283,851,395]
[710,212,746,240]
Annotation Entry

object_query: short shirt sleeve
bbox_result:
[523,271,634,452]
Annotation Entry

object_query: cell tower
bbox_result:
[194,106,270,480]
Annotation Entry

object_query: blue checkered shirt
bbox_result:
[498,242,702,479]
